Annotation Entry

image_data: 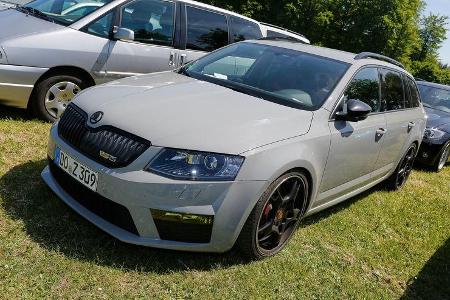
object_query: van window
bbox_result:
[186,6,229,52]
[25,0,112,25]
[120,0,175,46]
[405,77,421,108]
[230,17,262,42]
[380,69,405,111]
[267,30,291,39]
[344,68,381,113]
[83,12,114,38]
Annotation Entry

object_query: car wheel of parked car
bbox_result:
[237,171,309,259]
[31,75,87,122]
[434,141,450,172]
[385,144,417,190]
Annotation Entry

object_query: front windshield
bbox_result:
[183,42,349,110]
[24,0,112,25]
[418,84,450,113]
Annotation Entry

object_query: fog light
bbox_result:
[151,209,214,243]
[422,152,429,158]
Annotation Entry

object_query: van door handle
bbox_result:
[169,52,176,66]
[408,122,415,132]
[179,54,187,66]
[376,128,387,138]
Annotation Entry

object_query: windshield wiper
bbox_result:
[16,6,54,23]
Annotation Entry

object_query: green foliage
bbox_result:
[198,0,450,85]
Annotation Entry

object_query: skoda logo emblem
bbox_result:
[90,111,104,124]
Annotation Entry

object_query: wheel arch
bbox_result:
[28,65,96,109]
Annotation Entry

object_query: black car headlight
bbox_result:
[424,128,445,140]
[146,148,244,181]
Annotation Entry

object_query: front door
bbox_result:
[105,0,179,80]
[319,67,386,199]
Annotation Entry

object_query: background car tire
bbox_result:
[30,74,87,122]
[237,171,309,260]
[433,141,450,172]
[384,143,417,191]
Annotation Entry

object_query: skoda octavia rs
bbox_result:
[42,40,426,259]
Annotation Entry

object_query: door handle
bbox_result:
[179,54,187,66]
[408,122,415,132]
[169,52,176,66]
[376,128,387,138]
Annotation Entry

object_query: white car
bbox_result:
[42,40,425,259]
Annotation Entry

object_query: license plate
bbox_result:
[55,148,99,192]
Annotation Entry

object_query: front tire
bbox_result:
[385,143,417,190]
[237,171,309,260]
[30,75,86,122]
[433,141,450,172]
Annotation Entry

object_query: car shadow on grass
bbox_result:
[0,104,30,121]
[1,159,381,273]
[401,237,450,300]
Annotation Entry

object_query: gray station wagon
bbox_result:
[0,0,282,121]
[42,40,426,259]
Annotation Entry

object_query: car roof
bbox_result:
[180,0,260,24]
[248,40,412,75]
[416,81,450,90]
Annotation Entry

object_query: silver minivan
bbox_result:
[0,0,274,121]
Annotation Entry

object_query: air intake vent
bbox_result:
[58,104,150,168]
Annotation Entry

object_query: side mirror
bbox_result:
[114,27,134,41]
[336,99,372,122]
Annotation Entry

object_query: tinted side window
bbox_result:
[120,0,175,46]
[406,77,421,108]
[230,17,262,42]
[380,69,405,111]
[186,6,228,51]
[83,12,114,38]
[344,68,381,112]
[267,30,290,39]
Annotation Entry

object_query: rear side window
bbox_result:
[344,68,381,113]
[186,6,229,51]
[230,17,262,42]
[404,77,421,108]
[380,69,405,111]
[267,30,290,39]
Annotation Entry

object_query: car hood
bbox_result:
[73,72,314,155]
[425,107,450,133]
[0,9,62,42]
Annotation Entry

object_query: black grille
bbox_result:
[49,159,139,236]
[58,104,150,168]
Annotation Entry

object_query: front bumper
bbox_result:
[41,126,267,253]
[416,137,448,166]
[0,64,48,108]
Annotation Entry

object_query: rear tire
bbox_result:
[433,141,450,172]
[385,144,417,191]
[237,171,309,260]
[30,74,87,122]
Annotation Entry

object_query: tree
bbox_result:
[414,13,449,61]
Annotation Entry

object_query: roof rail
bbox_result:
[260,22,307,39]
[258,36,306,44]
[354,52,405,69]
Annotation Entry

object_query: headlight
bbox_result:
[424,128,446,140]
[146,148,244,181]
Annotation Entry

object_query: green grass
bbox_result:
[0,106,449,299]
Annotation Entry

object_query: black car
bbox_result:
[416,81,450,171]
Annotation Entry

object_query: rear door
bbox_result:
[375,68,416,171]
[104,0,179,80]
[319,67,386,197]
